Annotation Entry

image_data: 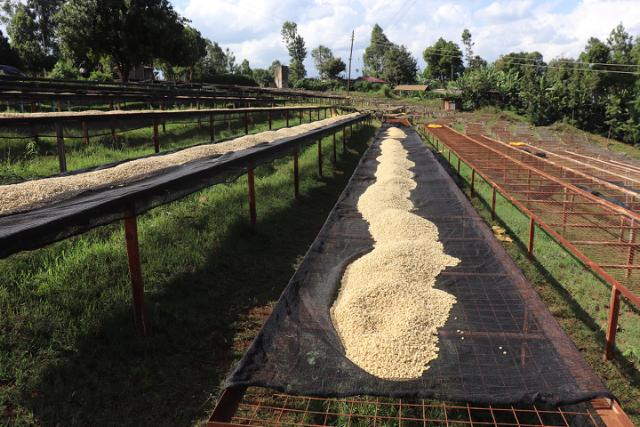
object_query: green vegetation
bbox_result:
[0,120,377,426]
[419,129,640,424]
[281,21,307,83]
[0,112,319,184]
[362,24,417,85]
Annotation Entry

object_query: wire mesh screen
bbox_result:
[224,128,611,405]
[216,388,604,427]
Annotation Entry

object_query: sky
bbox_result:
[171,0,640,77]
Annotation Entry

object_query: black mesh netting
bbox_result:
[0,114,367,258]
[225,127,612,406]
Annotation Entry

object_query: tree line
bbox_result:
[359,23,640,145]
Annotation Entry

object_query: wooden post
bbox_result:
[332,132,337,165]
[268,111,272,130]
[293,147,300,200]
[299,109,303,124]
[244,111,249,135]
[605,287,621,360]
[111,122,117,145]
[124,214,147,335]
[286,110,290,127]
[82,121,89,145]
[153,120,160,153]
[209,113,215,143]
[247,166,257,226]
[55,123,67,173]
[318,139,323,177]
[308,109,312,123]
[528,216,535,256]
[457,157,461,173]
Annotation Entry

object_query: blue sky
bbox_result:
[171,0,640,77]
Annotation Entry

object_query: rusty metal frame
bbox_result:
[422,125,640,360]
[208,387,632,427]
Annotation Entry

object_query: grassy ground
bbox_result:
[0,109,321,184]
[0,122,378,426]
[419,129,640,424]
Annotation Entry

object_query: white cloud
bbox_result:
[174,0,640,76]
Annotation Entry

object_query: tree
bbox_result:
[1,0,62,73]
[0,28,20,67]
[281,21,307,82]
[423,37,464,81]
[382,45,417,85]
[240,59,252,77]
[494,51,545,76]
[461,28,474,67]
[197,40,229,77]
[252,68,273,87]
[57,0,188,82]
[363,24,389,77]
[225,48,238,73]
[159,25,207,82]
[311,45,346,79]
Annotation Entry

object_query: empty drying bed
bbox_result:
[225,126,611,406]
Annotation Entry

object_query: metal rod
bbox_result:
[605,287,621,360]
[332,132,337,165]
[153,120,160,153]
[491,185,497,220]
[55,123,67,173]
[247,166,256,225]
[124,214,147,335]
[528,216,535,256]
[318,139,323,178]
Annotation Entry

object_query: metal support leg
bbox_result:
[318,139,323,178]
[55,123,67,173]
[247,166,256,226]
[124,214,147,335]
[153,120,160,153]
[605,287,621,360]
[293,147,300,200]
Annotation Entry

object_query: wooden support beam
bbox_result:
[268,111,272,130]
[124,214,147,335]
[244,111,249,135]
[491,185,497,220]
[528,216,535,256]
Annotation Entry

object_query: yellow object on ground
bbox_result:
[509,142,527,147]
[427,124,443,128]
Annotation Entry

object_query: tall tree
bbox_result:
[240,59,252,77]
[159,25,206,82]
[311,45,345,79]
[382,44,417,85]
[1,0,63,73]
[363,24,389,77]
[461,29,474,67]
[198,40,229,76]
[57,0,187,82]
[281,21,307,82]
[423,37,464,81]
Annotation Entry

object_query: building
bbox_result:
[274,65,289,89]
[393,84,430,94]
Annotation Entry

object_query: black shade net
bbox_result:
[225,127,612,406]
[0,114,369,258]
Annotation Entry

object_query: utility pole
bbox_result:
[347,30,354,93]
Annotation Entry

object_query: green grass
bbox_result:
[0,110,322,184]
[0,122,378,426]
[420,129,640,424]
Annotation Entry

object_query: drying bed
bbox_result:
[222,127,611,406]
[0,113,369,258]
